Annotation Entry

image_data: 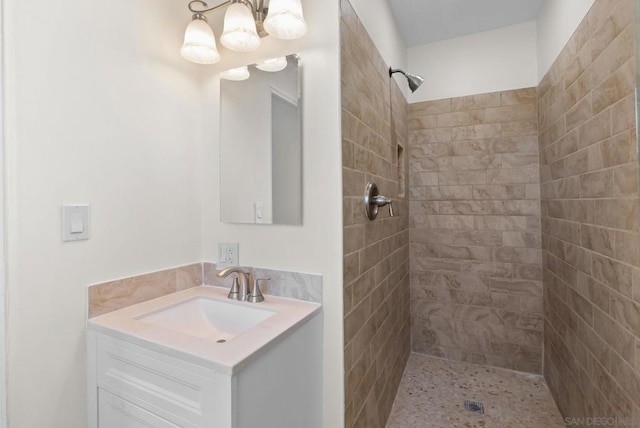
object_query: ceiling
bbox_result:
[387,0,544,47]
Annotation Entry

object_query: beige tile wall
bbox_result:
[341,1,411,427]
[538,0,640,421]
[408,88,544,373]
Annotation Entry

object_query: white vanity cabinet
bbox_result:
[98,389,184,428]
[87,299,322,428]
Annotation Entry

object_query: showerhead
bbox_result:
[389,67,424,93]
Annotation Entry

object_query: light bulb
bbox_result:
[264,0,307,40]
[220,66,251,81]
[255,57,288,72]
[180,16,221,64]
[220,3,261,52]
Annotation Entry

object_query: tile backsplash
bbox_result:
[88,264,201,318]
[202,262,322,303]
[88,262,322,318]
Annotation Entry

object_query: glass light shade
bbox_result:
[220,3,261,52]
[255,57,288,72]
[220,66,251,81]
[180,17,221,64]
[264,0,307,40]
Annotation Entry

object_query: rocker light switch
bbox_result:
[70,212,84,234]
[63,205,90,242]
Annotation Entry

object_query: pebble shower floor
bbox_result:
[386,353,565,427]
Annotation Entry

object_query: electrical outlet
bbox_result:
[218,243,239,268]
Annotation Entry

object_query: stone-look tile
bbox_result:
[613,163,639,197]
[252,268,323,303]
[473,184,526,200]
[202,261,225,286]
[592,59,635,114]
[451,92,501,111]
[565,96,592,131]
[409,88,542,374]
[88,266,189,318]
[386,354,564,428]
[501,88,538,106]
[203,262,323,303]
[341,2,411,427]
[539,0,640,423]
[502,133,542,153]
[176,263,202,291]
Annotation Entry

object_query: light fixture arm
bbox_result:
[255,0,266,22]
[188,0,258,16]
[187,0,269,37]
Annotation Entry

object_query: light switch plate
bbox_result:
[62,205,90,242]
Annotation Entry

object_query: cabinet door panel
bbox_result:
[98,389,181,428]
[97,334,216,426]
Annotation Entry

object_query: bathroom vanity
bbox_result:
[87,286,322,428]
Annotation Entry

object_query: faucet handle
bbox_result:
[375,195,394,217]
[248,278,269,303]
[227,276,240,300]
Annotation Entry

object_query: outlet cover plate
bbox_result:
[217,243,239,268]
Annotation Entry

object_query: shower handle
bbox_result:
[364,182,395,220]
[375,195,394,216]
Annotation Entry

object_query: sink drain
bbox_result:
[464,400,484,414]
[216,339,226,344]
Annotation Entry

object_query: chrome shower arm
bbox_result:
[389,67,424,93]
[389,68,407,78]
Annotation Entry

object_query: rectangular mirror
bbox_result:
[220,54,302,225]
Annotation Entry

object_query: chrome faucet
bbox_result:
[217,267,251,301]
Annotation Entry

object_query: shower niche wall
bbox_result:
[408,88,543,374]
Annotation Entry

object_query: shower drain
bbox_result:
[464,400,485,414]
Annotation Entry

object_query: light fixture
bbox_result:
[255,56,288,72]
[264,0,307,39]
[180,15,221,64]
[181,0,308,64]
[220,66,251,80]
[220,2,261,52]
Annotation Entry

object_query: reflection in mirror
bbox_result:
[220,54,302,225]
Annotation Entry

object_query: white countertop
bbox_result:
[87,286,321,374]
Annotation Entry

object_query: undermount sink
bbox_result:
[88,285,321,373]
[137,297,276,341]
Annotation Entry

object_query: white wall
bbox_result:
[348,0,409,97]
[405,1,597,103]
[200,1,344,427]
[408,21,539,103]
[3,0,204,426]
[537,0,597,79]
